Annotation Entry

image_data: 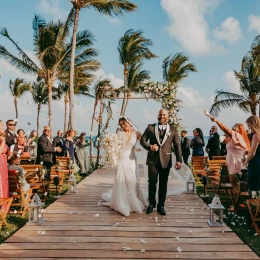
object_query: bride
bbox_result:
[101,117,148,217]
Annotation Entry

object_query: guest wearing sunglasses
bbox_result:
[36,126,62,178]
[4,119,17,147]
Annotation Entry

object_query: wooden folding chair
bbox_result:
[212,156,226,160]
[8,170,33,217]
[191,156,208,181]
[0,198,13,229]
[246,198,260,236]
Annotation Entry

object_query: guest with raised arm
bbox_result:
[204,111,250,178]
[243,116,260,192]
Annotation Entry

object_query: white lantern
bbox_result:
[28,193,45,225]
[186,180,196,193]
[208,195,225,227]
[67,173,77,193]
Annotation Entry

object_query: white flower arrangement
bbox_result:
[103,133,126,167]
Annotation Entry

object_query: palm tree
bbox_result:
[118,63,150,114]
[118,29,158,116]
[162,52,198,85]
[89,79,114,166]
[30,81,48,133]
[9,78,30,119]
[69,0,137,130]
[0,14,100,131]
[210,55,260,116]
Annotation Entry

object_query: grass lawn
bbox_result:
[196,185,260,257]
[0,171,89,244]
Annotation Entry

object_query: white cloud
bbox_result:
[222,70,240,92]
[248,15,260,33]
[213,17,242,44]
[95,69,123,88]
[103,15,121,25]
[160,0,224,55]
[36,0,69,20]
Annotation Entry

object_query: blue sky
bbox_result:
[1,0,260,136]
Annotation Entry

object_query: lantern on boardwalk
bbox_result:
[186,180,196,193]
[28,193,45,225]
[67,173,77,193]
[208,195,225,227]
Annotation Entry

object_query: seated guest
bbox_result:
[53,130,65,156]
[5,119,17,147]
[8,154,30,192]
[75,132,90,174]
[10,129,28,157]
[190,128,205,156]
[64,129,76,161]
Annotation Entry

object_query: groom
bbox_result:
[140,109,182,215]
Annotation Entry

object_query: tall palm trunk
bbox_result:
[120,65,128,116]
[14,98,18,119]
[251,105,257,116]
[104,100,112,131]
[69,6,80,130]
[37,103,41,134]
[47,78,53,131]
[123,93,131,115]
[96,99,104,168]
[89,99,98,162]
[64,93,69,132]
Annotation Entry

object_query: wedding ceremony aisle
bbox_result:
[0,166,258,259]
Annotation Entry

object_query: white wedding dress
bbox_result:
[102,131,148,217]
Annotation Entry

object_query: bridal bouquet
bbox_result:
[103,133,126,167]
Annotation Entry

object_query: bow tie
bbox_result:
[158,124,167,131]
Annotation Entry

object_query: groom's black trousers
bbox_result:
[148,161,170,207]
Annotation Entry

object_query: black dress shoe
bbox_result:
[157,206,166,215]
[146,204,156,214]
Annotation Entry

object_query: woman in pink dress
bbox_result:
[204,113,250,178]
[0,120,9,199]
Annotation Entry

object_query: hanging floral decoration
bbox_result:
[142,82,182,130]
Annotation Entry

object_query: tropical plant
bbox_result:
[118,29,157,116]
[0,14,100,131]
[210,55,260,116]
[162,52,198,85]
[9,78,30,119]
[117,63,150,114]
[69,0,137,130]
[89,79,115,167]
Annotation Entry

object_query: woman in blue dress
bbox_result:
[244,116,260,192]
[190,128,205,156]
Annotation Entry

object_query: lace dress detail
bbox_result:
[102,131,148,216]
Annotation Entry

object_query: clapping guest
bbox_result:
[180,130,190,165]
[244,116,260,192]
[204,112,250,177]
[0,120,9,200]
[206,126,220,160]
[36,126,62,178]
[10,129,28,157]
[4,119,17,147]
[64,129,76,161]
[27,130,38,160]
[75,132,90,174]
[53,130,65,156]
[190,128,205,156]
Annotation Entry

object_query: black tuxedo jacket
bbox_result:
[36,135,56,165]
[181,137,190,155]
[140,123,182,168]
[5,129,16,147]
[53,136,65,156]
[206,132,220,154]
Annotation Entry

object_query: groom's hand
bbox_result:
[175,162,182,170]
[150,144,159,152]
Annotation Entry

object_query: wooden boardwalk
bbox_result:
[0,166,258,259]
